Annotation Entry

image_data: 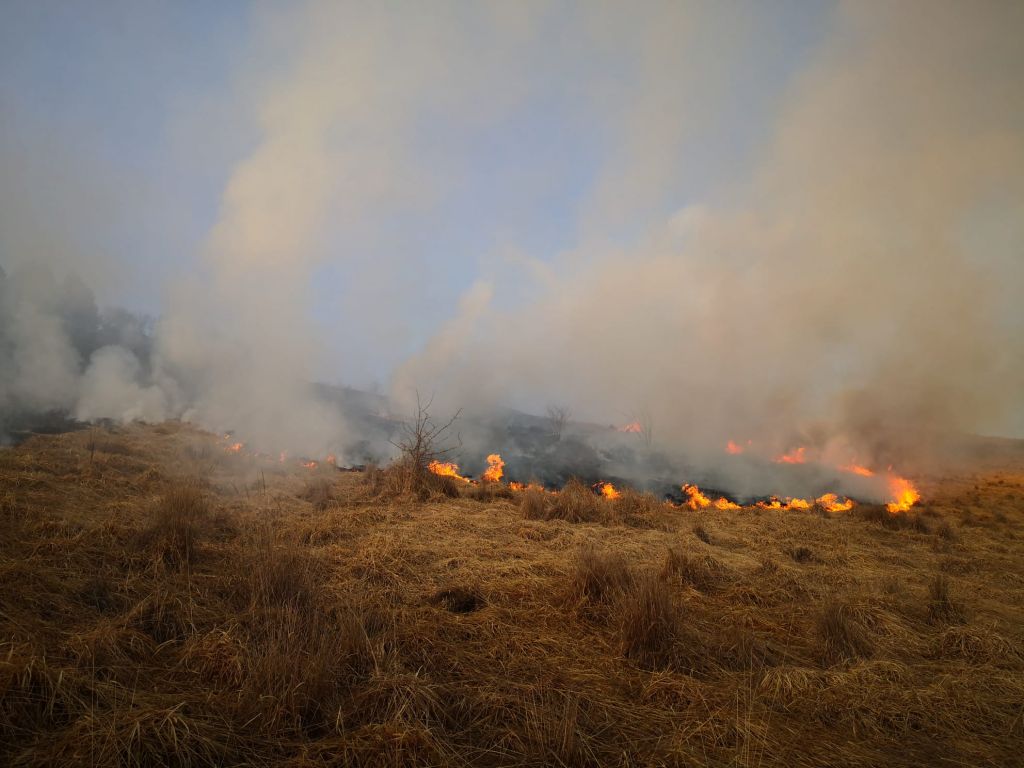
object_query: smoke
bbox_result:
[395,1,1024,490]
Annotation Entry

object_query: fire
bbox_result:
[301,460,318,469]
[618,421,643,433]
[682,483,711,510]
[326,454,336,466]
[225,441,243,453]
[886,475,921,513]
[756,498,784,510]
[596,482,621,500]
[510,481,548,492]
[775,446,807,464]
[714,497,740,510]
[840,462,875,477]
[428,460,470,482]
[482,453,505,483]
[786,497,811,510]
[816,493,854,513]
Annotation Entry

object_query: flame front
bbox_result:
[886,476,921,513]
[482,453,505,483]
[429,460,470,482]
[682,483,711,510]
[618,421,643,433]
[596,482,621,500]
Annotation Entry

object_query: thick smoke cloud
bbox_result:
[395,1,1024,492]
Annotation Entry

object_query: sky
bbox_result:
[2,0,1022,450]
[1,0,828,386]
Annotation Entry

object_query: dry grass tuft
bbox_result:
[549,477,607,523]
[520,487,549,520]
[619,573,682,670]
[612,488,662,527]
[567,545,633,608]
[144,481,209,568]
[692,522,713,544]
[818,601,874,664]
[299,476,334,510]
[468,481,513,503]
[661,547,728,592]
[927,574,966,625]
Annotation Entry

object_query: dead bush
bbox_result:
[818,601,874,664]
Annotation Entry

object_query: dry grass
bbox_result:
[1,421,1023,767]
[143,482,209,568]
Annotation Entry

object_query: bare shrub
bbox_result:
[546,404,571,440]
[387,392,461,499]
[818,601,874,664]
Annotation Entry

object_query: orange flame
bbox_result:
[482,453,505,483]
[886,475,920,513]
[775,446,807,464]
[726,440,744,455]
[713,497,741,510]
[786,497,811,510]
[428,460,470,482]
[301,460,318,469]
[596,482,621,500]
[225,442,243,453]
[682,483,711,510]
[326,454,336,466]
[756,498,784,510]
[618,421,643,433]
[816,493,854,513]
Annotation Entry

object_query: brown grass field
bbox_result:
[1,422,1023,767]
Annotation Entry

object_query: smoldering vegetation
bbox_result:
[1,422,1022,767]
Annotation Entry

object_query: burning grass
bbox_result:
[1,422,1023,767]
